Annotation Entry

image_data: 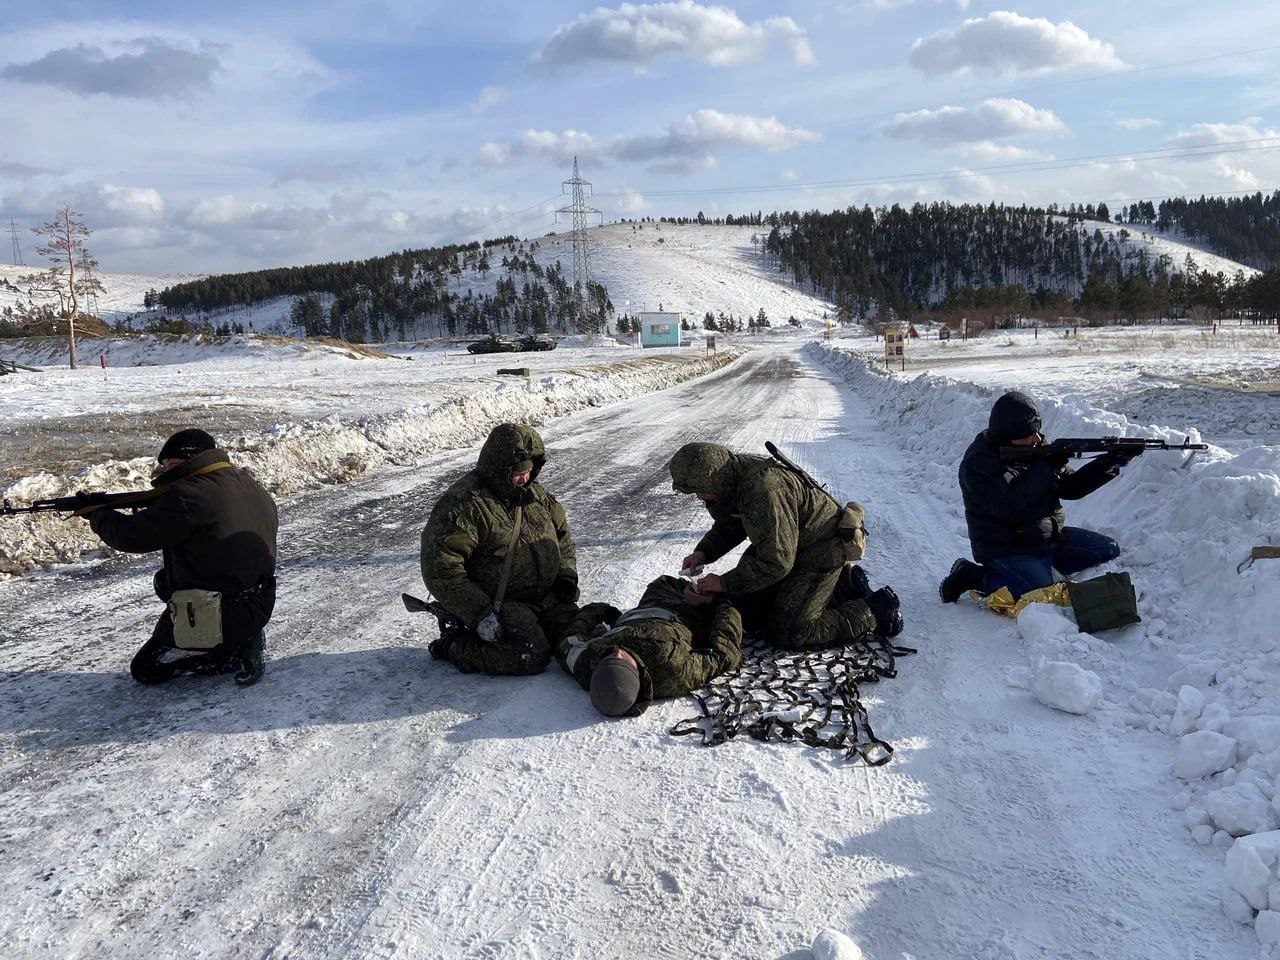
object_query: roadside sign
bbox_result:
[884,326,906,371]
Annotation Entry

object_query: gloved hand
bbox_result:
[1106,447,1143,466]
[476,612,503,644]
[553,577,580,603]
[1044,446,1072,470]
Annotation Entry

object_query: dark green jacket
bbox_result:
[88,448,278,596]
[682,451,853,595]
[558,575,742,715]
[421,424,577,627]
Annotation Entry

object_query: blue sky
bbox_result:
[2,1,1278,273]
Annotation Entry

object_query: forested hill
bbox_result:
[764,199,1276,320]
[1116,191,1280,270]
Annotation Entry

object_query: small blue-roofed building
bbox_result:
[638,312,682,348]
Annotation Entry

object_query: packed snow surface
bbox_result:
[817,340,1280,955]
[0,338,1266,959]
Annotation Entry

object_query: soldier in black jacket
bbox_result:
[87,429,279,685]
[940,392,1134,602]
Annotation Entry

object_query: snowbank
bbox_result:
[0,350,740,575]
[810,341,1280,950]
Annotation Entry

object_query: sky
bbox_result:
[1,1,1279,275]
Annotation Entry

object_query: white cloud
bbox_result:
[883,98,1065,144]
[1,38,221,99]
[1164,117,1278,149]
[477,129,604,167]
[478,109,818,173]
[470,85,507,113]
[534,2,813,70]
[615,189,648,213]
[102,185,165,223]
[954,141,1053,164]
[1116,117,1162,130]
[779,168,799,182]
[909,11,1123,77]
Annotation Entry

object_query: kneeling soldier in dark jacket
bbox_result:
[87,429,279,685]
[557,575,742,717]
[940,391,1132,603]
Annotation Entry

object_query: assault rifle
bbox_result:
[765,441,838,507]
[1,488,162,517]
[402,592,468,630]
[999,436,1207,464]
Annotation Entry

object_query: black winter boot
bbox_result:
[233,630,267,686]
[836,563,872,602]
[939,558,985,603]
[867,587,903,639]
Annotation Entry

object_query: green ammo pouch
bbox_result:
[1067,572,1140,633]
[837,501,868,561]
[167,588,225,650]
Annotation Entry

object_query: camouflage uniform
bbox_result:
[420,424,579,675]
[557,575,743,716]
[669,442,874,650]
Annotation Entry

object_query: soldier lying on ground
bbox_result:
[556,574,743,717]
[669,442,902,649]
[939,391,1133,603]
[420,423,579,675]
[86,429,278,686]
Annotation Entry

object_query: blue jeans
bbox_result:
[981,527,1120,599]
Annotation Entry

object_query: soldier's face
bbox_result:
[696,492,716,503]
[1009,433,1043,447]
[511,469,532,487]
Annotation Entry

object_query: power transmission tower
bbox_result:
[556,156,602,295]
[9,219,23,266]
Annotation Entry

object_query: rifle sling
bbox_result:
[492,503,524,614]
[73,460,234,517]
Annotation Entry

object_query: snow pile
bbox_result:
[811,928,863,960]
[1030,659,1103,715]
[0,350,740,575]
[810,341,1280,949]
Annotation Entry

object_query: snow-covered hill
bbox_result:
[1066,217,1261,279]
[0,262,199,323]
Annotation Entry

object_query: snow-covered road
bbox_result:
[0,344,1253,959]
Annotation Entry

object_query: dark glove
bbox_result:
[1105,447,1143,466]
[552,577,580,603]
[1044,446,1072,470]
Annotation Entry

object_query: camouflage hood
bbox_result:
[669,443,737,500]
[477,423,546,501]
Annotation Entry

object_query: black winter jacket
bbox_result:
[959,392,1119,564]
[89,449,278,597]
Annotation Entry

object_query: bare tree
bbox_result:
[18,206,105,368]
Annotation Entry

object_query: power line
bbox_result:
[592,135,1280,200]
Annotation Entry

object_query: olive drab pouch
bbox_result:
[838,501,868,561]
[1067,572,1140,633]
[167,589,225,650]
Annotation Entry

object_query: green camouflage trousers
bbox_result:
[445,597,580,676]
[739,565,876,650]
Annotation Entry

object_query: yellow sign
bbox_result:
[884,326,905,368]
